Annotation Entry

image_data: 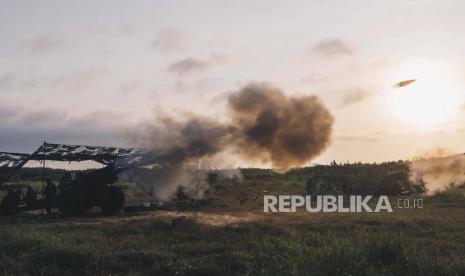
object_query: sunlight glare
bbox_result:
[385,59,462,129]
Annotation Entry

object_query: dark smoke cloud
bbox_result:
[128,83,334,200]
[228,83,334,171]
[127,116,232,201]
[134,82,334,171]
[132,116,231,165]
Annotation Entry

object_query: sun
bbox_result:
[384,59,462,130]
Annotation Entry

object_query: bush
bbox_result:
[430,187,465,203]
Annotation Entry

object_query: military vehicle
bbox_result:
[0,142,159,215]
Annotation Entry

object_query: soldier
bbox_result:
[44,178,57,214]
[13,187,22,207]
[0,188,16,214]
[24,186,37,208]
[207,172,218,186]
[306,174,316,195]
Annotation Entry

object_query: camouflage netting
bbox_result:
[0,152,30,168]
[37,143,140,165]
[0,143,161,186]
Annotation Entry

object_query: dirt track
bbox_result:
[0,210,262,227]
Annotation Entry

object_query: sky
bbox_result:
[2,0,465,166]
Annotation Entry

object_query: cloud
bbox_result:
[339,88,371,108]
[18,109,69,126]
[209,52,229,64]
[0,101,126,129]
[167,53,228,76]
[116,80,141,94]
[0,105,19,124]
[67,65,108,90]
[23,35,66,55]
[0,73,15,89]
[0,65,108,93]
[167,57,210,75]
[312,38,354,58]
[0,103,129,152]
[152,26,187,52]
[0,125,127,153]
[338,135,379,143]
[208,91,232,105]
[68,110,127,128]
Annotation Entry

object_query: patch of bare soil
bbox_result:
[0,210,263,227]
[81,211,262,226]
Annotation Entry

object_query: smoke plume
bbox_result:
[134,116,232,164]
[228,83,333,171]
[410,149,465,194]
[128,82,334,200]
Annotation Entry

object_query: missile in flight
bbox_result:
[394,79,416,88]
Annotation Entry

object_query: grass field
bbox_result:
[1,176,465,275]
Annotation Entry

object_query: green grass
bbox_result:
[1,178,465,275]
[1,205,464,275]
[429,185,465,204]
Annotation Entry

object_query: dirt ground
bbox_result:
[0,209,263,227]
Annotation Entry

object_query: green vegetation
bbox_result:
[0,160,414,199]
[0,166,464,275]
[0,203,464,275]
[6,167,67,183]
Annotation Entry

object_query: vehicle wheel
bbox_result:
[101,186,125,214]
[57,188,82,216]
